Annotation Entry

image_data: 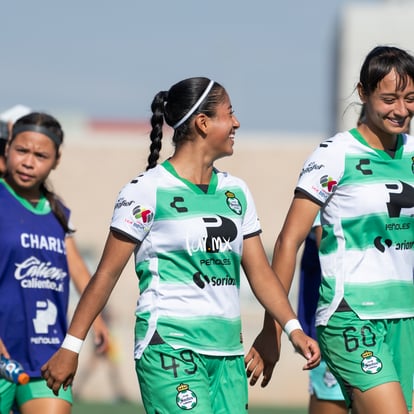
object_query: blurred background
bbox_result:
[2,0,414,410]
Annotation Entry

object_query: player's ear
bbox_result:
[357,82,367,103]
[52,151,61,170]
[194,113,209,135]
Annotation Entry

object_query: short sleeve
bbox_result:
[241,181,262,238]
[296,136,346,205]
[110,177,156,243]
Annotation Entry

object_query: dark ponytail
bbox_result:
[147,91,168,170]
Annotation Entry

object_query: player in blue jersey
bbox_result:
[0,112,109,414]
[0,121,8,175]
[41,77,321,414]
[0,105,32,176]
[248,46,414,414]
[298,220,348,414]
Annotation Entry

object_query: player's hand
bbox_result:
[41,349,79,396]
[92,315,110,355]
[245,328,281,388]
[288,330,321,370]
[0,338,10,359]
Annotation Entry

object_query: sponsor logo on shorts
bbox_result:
[360,350,382,374]
[176,383,197,410]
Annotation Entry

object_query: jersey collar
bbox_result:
[162,160,218,195]
[0,179,50,214]
[349,128,404,160]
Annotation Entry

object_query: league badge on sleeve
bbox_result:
[131,205,154,231]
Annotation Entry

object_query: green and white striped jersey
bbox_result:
[111,160,261,358]
[297,129,414,325]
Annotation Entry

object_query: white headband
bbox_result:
[172,80,215,129]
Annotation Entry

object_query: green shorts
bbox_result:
[0,377,72,413]
[317,311,414,410]
[135,343,248,414]
[0,379,16,414]
[309,359,345,401]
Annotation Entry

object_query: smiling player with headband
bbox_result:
[248,45,414,414]
[42,77,320,414]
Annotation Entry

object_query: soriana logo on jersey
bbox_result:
[131,205,154,230]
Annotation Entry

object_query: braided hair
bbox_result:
[146,77,226,170]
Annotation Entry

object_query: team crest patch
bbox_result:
[225,191,242,215]
[176,383,197,410]
[323,366,338,387]
[360,350,382,374]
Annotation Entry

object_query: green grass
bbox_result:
[72,401,307,414]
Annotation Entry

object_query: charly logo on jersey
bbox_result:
[176,383,197,410]
[14,256,67,292]
[21,233,66,254]
[170,196,188,213]
[360,350,382,374]
[356,159,373,175]
[225,191,242,215]
[131,205,154,230]
[320,174,337,192]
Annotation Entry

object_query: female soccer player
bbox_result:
[41,77,320,414]
[249,46,414,414]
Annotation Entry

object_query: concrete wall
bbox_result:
[50,125,320,407]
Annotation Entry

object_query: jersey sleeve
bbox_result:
[110,177,156,243]
[241,181,262,238]
[296,136,345,205]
